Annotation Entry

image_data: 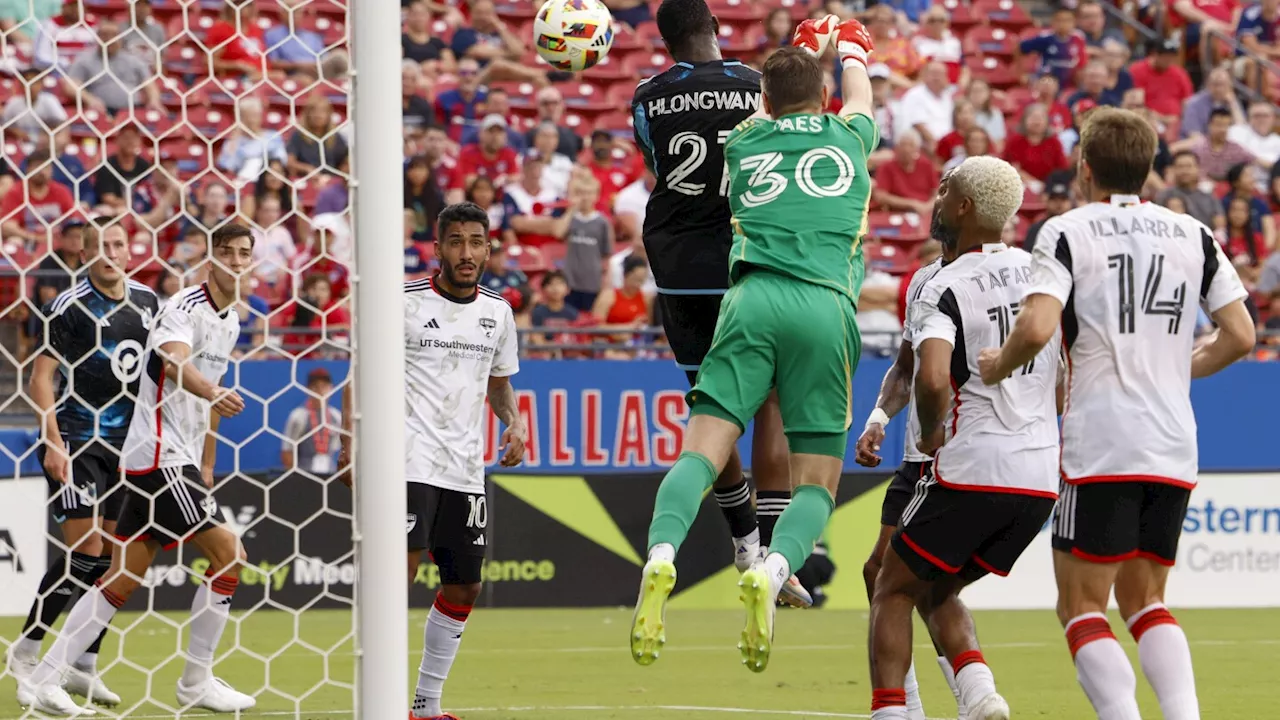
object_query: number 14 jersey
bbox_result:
[1027,195,1247,489]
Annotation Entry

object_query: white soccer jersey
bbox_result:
[404,277,519,493]
[899,258,943,463]
[911,244,1061,497]
[123,284,239,472]
[1027,195,1247,489]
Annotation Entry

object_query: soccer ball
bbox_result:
[532,0,615,72]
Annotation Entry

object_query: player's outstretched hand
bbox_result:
[917,426,945,457]
[211,388,246,417]
[499,423,528,467]
[978,348,1008,385]
[834,18,875,69]
[791,14,839,57]
[854,424,885,467]
[43,442,70,484]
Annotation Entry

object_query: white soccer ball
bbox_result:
[532,0,615,72]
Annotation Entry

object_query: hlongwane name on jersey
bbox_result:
[646,90,760,117]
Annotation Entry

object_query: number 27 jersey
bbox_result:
[1027,196,1247,489]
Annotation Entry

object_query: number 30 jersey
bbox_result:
[1027,195,1247,489]
[724,112,877,304]
[631,60,761,292]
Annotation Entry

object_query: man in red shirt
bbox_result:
[872,130,939,216]
[1128,39,1194,124]
[205,0,268,79]
[1,148,76,250]
[581,129,638,214]
[453,114,520,194]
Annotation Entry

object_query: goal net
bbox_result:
[0,0,404,715]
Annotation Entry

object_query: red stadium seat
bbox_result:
[554,81,614,115]
[963,26,1017,58]
[1020,188,1046,217]
[972,0,1033,32]
[184,106,235,140]
[582,54,636,85]
[594,111,633,135]
[495,0,538,23]
[635,21,665,49]
[867,212,929,242]
[940,0,982,35]
[623,51,673,79]
[964,55,1021,89]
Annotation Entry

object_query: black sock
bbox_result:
[713,477,756,539]
[755,490,791,547]
[21,551,98,642]
[85,555,112,655]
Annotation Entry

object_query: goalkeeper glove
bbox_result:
[834,18,875,70]
[791,14,839,57]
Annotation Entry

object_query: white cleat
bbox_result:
[777,575,813,608]
[65,667,121,707]
[176,676,256,712]
[16,676,35,708]
[32,683,97,716]
[968,691,1010,720]
[733,539,761,573]
[5,648,38,682]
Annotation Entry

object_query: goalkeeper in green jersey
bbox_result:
[629,17,879,673]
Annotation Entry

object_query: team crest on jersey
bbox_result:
[200,495,218,517]
[478,317,497,338]
[406,514,417,533]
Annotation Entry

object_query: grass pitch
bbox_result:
[1,607,1276,719]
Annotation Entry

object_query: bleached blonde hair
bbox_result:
[950,156,1024,232]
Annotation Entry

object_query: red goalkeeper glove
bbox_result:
[834,18,875,70]
[791,14,839,57]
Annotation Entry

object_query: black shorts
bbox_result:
[892,473,1056,583]
[38,439,125,524]
[407,484,487,585]
[1051,481,1191,566]
[881,460,929,527]
[115,466,219,550]
[656,293,724,384]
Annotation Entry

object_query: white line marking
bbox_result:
[23,706,956,720]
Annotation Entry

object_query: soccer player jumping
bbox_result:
[631,19,877,672]
[980,107,1254,720]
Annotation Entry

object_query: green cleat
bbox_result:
[629,559,677,666]
[737,567,776,673]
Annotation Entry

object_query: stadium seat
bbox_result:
[1020,188,1046,218]
[554,82,614,116]
[963,26,1017,58]
[940,0,982,35]
[594,111,633,136]
[972,0,1033,32]
[635,21,665,49]
[582,54,636,86]
[495,0,538,23]
[623,51,673,79]
[866,212,929,242]
[716,24,756,55]
[964,55,1021,89]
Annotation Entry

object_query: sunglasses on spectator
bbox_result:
[458,69,478,77]
[926,16,947,22]
[539,98,561,105]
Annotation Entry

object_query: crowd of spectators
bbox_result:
[2,0,1280,363]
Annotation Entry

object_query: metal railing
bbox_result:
[1202,27,1280,104]
[1100,0,1162,48]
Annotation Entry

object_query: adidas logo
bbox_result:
[218,596,232,606]
[424,319,441,330]
[473,535,486,546]
[736,545,748,555]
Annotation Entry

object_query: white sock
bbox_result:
[13,636,41,659]
[182,582,233,687]
[763,552,791,599]
[1066,613,1142,720]
[73,651,97,672]
[955,661,996,711]
[936,655,965,718]
[30,589,119,686]
[413,600,469,719]
[871,707,911,720]
[648,543,675,563]
[904,660,925,720]
[1128,604,1199,720]
[734,528,760,553]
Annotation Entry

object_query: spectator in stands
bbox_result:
[503,151,563,247]
[555,176,612,311]
[460,87,526,151]
[480,238,529,296]
[1004,103,1069,188]
[1,148,75,250]
[1172,0,1238,41]
[1186,108,1258,181]
[451,0,545,85]
[911,6,962,85]
[966,78,1006,150]
[233,282,270,355]
[603,0,653,30]
[944,127,992,174]
[528,270,582,348]
[288,94,350,176]
[1030,74,1072,137]
[19,131,91,208]
[1099,38,1134,102]
[466,176,505,236]
[405,155,445,242]
[583,129,634,212]
[1236,0,1280,89]
[153,271,181,303]
[1182,68,1244,140]
[526,87,583,158]
[1229,100,1280,169]
[1259,249,1280,294]
[32,0,96,71]
[868,64,896,154]
[1224,196,1265,275]
[30,217,85,312]
[281,367,342,471]
[865,5,921,90]
[592,256,652,351]
[402,61,437,133]
[2,65,66,146]
[1128,39,1194,125]
[1223,162,1276,250]
[120,0,164,60]
[63,20,162,115]
[856,238,903,355]
[93,123,148,213]
[454,114,520,196]
[1158,151,1226,230]
[313,172,349,215]
[614,169,653,247]
[243,159,294,225]
[1077,1,1124,56]
[1018,7,1087,88]
[169,225,207,273]
[434,57,487,135]
[206,0,267,80]
[289,273,350,356]
[758,8,792,55]
[403,1,455,68]
[0,0,58,46]
[897,61,954,151]
[934,100,975,165]
[1066,60,1121,112]
[1023,179,1074,251]
[531,121,575,197]
[422,124,456,194]
[182,182,231,237]
[251,196,297,287]
[219,96,288,182]
[265,0,326,78]
[873,129,937,215]
[404,210,431,279]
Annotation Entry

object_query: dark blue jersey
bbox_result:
[42,278,159,445]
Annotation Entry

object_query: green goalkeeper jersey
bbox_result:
[723,112,878,304]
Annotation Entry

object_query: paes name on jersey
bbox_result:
[645,89,760,117]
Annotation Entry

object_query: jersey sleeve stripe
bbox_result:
[127,280,157,295]
[49,283,92,315]
[478,287,511,306]
[1198,228,1219,302]
[1052,232,1079,348]
[937,288,970,386]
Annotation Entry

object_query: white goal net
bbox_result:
[0,0,406,716]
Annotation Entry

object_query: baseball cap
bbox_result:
[590,128,613,141]
[867,63,891,80]
[306,367,333,386]
[1047,182,1071,199]
[1154,37,1180,54]
[62,212,89,231]
[522,148,546,163]
[490,237,506,253]
[480,113,507,131]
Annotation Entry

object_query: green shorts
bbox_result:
[688,270,861,459]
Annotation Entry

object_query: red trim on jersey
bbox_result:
[1070,547,1139,564]
[126,379,166,475]
[1062,473,1195,489]
[934,465,1059,499]
[1058,341,1072,479]
[970,554,1007,577]
[949,378,960,435]
[899,532,961,573]
[1136,550,1176,567]
[1128,606,1178,642]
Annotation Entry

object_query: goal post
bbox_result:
[350,0,409,716]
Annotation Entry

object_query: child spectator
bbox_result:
[591,256,653,355]
[1018,7,1087,88]
[244,160,294,225]
[528,269,582,350]
[251,196,297,287]
[405,155,445,242]
[168,226,208,272]
[287,273,350,356]
[404,210,431,280]
[556,177,613,311]
[465,176,504,237]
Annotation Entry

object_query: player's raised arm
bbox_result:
[834,19,875,120]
